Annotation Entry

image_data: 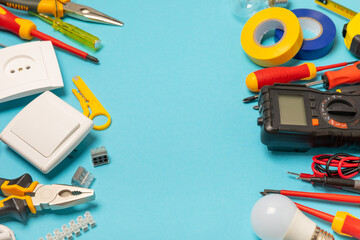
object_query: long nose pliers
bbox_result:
[0,0,123,26]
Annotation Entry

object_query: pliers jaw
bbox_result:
[30,184,95,211]
[63,2,124,26]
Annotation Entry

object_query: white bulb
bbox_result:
[251,195,334,240]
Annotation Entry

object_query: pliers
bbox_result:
[0,174,95,223]
[0,0,123,26]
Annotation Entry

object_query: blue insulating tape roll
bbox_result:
[275,9,336,60]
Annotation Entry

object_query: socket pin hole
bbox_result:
[26,66,31,69]
[18,68,23,71]
[10,70,15,73]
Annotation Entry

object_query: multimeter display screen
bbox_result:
[278,94,307,126]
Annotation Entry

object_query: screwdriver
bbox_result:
[29,12,101,50]
[263,189,360,204]
[306,62,360,89]
[296,203,360,239]
[0,6,98,62]
[260,191,360,239]
[246,61,357,92]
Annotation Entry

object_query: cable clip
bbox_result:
[72,76,111,130]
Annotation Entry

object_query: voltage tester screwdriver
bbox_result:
[245,61,357,92]
[0,5,98,62]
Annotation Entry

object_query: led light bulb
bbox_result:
[230,0,288,20]
[251,195,334,240]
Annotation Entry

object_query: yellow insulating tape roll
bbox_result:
[241,7,303,67]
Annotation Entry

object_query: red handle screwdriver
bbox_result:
[246,61,357,92]
[264,189,360,204]
[0,6,98,63]
[296,203,360,239]
[306,62,360,89]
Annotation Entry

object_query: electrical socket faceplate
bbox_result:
[0,41,63,103]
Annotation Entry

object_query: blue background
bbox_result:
[0,0,360,239]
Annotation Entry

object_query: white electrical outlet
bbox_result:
[0,41,63,103]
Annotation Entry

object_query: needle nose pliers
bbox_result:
[0,0,123,26]
[0,174,95,223]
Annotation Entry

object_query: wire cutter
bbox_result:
[0,0,123,26]
[0,174,95,223]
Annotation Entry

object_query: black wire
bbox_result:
[314,153,360,178]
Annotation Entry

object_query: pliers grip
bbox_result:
[0,0,64,17]
[0,196,34,222]
[0,174,38,222]
[0,174,38,197]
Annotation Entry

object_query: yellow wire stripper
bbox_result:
[72,76,111,130]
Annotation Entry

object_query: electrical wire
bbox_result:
[312,153,360,179]
[0,225,15,240]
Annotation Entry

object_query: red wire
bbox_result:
[312,154,360,179]
[30,29,88,59]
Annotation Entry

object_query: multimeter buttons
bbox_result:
[320,95,357,129]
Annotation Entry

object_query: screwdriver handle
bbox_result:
[333,212,360,239]
[246,63,317,92]
[323,62,360,89]
[0,5,36,40]
[0,196,34,222]
[0,0,64,17]
[0,174,37,197]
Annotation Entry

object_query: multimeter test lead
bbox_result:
[245,61,357,92]
[288,153,360,180]
[290,174,360,193]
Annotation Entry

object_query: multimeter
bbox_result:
[257,84,360,152]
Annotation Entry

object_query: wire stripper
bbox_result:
[72,76,111,131]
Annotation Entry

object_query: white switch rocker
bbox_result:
[0,91,94,173]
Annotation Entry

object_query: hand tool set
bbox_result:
[0,0,121,238]
[239,1,360,239]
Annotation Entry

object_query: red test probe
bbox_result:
[307,61,360,89]
[246,61,357,92]
[0,6,98,63]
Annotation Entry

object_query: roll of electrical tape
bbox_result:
[275,9,336,60]
[241,7,303,67]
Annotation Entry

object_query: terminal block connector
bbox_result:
[90,146,109,167]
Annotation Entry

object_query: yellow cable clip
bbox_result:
[72,76,111,130]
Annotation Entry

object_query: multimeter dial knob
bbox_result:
[326,99,357,123]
